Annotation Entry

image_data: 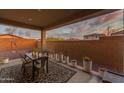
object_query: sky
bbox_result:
[46,10,123,40]
[0,24,41,39]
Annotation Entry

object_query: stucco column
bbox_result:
[41,30,46,50]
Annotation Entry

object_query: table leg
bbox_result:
[32,61,35,81]
[46,60,48,73]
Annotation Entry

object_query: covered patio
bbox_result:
[0,9,124,83]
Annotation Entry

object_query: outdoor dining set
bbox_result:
[21,49,49,81]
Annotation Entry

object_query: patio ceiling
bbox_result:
[0,9,119,31]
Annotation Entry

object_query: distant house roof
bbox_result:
[83,33,105,37]
[111,30,124,35]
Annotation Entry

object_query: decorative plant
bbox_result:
[32,48,42,57]
[32,48,36,53]
[32,48,41,53]
[83,56,91,62]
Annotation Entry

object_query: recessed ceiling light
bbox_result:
[28,18,32,21]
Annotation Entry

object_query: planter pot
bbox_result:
[71,60,77,67]
[83,60,92,72]
[57,54,60,62]
[52,53,55,60]
[55,53,58,60]
[51,54,54,59]
[60,54,64,62]
[66,56,70,64]
[62,56,67,64]
[0,57,9,64]
[98,68,106,77]
[39,53,42,57]
[58,54,62,62]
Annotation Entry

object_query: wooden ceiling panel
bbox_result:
[0,9,119,30]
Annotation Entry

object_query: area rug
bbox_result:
[0,61,76,83]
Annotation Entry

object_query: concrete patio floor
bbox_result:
[50,59,102,83]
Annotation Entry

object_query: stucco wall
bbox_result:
[46,36,124,73]
[0,38,37,52]
[0,37,38,59]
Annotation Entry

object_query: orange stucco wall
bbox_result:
[45,36,124,73]
[0,37,38,52]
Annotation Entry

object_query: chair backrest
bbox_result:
[42,50,49,57]
[21,55,33,64]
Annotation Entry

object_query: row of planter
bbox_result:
[48,53,92,73]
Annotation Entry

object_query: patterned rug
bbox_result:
[0,61,76,83]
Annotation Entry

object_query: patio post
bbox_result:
[41,30,46,50]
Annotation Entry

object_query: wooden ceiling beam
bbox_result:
[0,18,42,30]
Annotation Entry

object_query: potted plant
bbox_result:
[32,48,38,57]
[83,56,92,73]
